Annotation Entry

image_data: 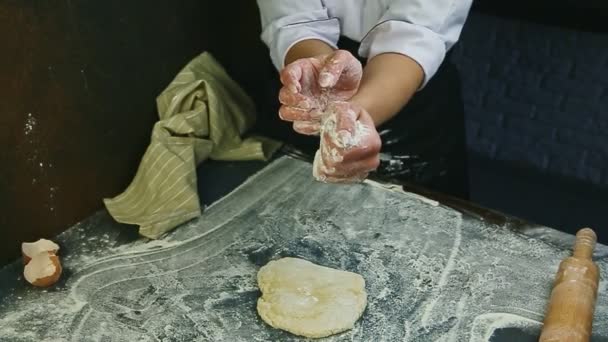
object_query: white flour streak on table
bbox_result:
[420,213,463,326]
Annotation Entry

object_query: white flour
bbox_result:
[24,113,37,136]
[312,98,370,183]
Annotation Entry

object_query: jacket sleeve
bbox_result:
[257,0,341,70]
[359,0,472,88]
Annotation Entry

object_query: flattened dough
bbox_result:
[256,257,367,338]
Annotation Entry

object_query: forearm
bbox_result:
[284,39,335,65]
[351,53,424,126]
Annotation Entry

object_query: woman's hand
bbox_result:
[278,50,363,135]
[313,102,381,183]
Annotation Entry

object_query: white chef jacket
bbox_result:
[257,0,472,87]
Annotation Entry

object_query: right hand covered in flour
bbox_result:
[278,50,363,135]
[313,102,381,183]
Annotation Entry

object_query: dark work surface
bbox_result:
[197,160,270,207]
[0,159,267,289]
[1,156,607,341]
[0,158,271,289]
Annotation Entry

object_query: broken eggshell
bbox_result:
[22,239,60,265]
[23,251,62,287]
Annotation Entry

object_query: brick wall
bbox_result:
[451,13,608,186]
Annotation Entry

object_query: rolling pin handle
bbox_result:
[540,227,600,342]
[573,228,597,260]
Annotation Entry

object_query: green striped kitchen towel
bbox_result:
[103,52,281,239]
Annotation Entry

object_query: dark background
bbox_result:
[456,3,608,236]
[1,1,606,265]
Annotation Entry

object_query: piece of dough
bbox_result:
[257,257,367,338]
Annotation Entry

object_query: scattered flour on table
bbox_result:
[1,158,607,341]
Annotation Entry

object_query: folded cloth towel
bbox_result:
[104,52,281,239]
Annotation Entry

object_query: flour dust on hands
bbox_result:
[313,102,381,184]
[278,50,363,136]
[278,50,380,183]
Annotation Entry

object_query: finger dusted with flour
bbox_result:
[313,102,381,183]
[277,50,363,136]
[318,50,363,91]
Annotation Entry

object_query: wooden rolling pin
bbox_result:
[539,228,600,342]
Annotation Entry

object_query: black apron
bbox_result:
[255,37,470,199]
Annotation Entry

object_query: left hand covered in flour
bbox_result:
[278,50,363,136]
[313,101,381,183]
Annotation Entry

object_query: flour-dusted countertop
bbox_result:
[1,156,607,341]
